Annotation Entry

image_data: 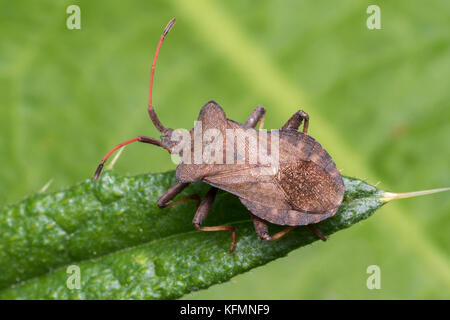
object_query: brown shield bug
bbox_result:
[93,18,345,252]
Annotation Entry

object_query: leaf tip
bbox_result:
[381,187,450,203]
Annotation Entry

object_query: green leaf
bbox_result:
[1,0,449,300]
[0,170,387,299]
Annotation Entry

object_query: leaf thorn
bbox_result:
[381,187,450,203]
[106,147,125,171]
[39,179,54,193]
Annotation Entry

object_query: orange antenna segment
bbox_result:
[148,18,176,133]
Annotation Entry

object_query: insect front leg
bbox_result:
[193,187,237,252]
[251,215,295,241]
[157,182,200,208]
[245,105,266,129]
[282,110,309,134]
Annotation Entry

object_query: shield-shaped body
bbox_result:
[176,101,345,226]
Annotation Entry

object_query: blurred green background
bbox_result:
[0,0,449,299]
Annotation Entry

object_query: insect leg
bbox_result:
[282,110,309,134]
[307,225,327,242]
[157,182,200,208]
[251,215,295,241]
[193,187,237,252]
[245,105,266,129]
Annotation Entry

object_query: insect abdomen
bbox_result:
[275,160,344,214]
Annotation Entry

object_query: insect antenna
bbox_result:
[92,19,176,181]
[93,136,163,181]
[148,18,176,134]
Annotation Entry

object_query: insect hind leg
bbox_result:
[307,225,327,241]
[282,110,309,134]
[251,215,295,241]
[251,215,326,242]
